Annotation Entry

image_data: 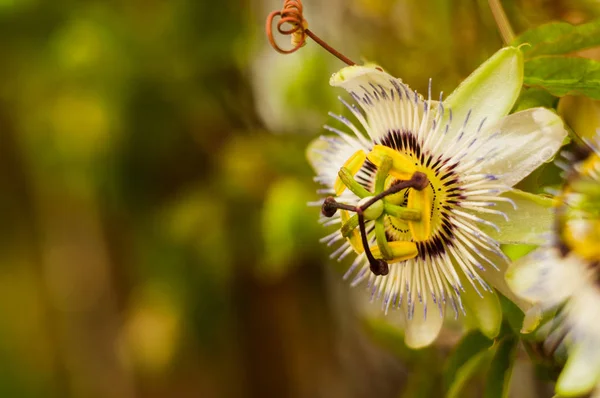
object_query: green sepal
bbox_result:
[481,189,555,245]
[443,47,523,137]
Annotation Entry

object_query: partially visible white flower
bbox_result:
[308,47,567,349]
[507,137,600,397]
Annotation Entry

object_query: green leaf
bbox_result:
[447,349,494,398]
[511,88,557,113]
[444,330,494,392]
[484,336,519,398]
[513,19,600,58]
[524,56,600,100]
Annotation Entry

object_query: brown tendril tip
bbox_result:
[266,0,355,66]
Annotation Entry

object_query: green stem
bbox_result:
[489,0,515,44]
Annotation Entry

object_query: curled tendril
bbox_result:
[266,0,306,54]
[266,0,355,66]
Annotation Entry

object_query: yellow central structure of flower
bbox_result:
[309,47,567,349]
[334,138,461,267]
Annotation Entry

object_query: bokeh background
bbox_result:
[1,1,599,397]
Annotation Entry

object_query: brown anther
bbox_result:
[321,196,339,217]
[265,0,356,65]
[411,171,429,191]
[370,259,389,276]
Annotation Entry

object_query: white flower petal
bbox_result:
[306,136,332,174]
[557,342,600,397]
[469,108,567,187]
[404,294,444,349]
[330,65,426,141]
[306,135,364,185]
[505,247,584,308]
[564,286,600,346]
[443,47,523,143]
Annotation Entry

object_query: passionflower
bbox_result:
[308,47,567,348]
[507,137,600,397]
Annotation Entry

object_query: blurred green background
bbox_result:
[0,1,598,397]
